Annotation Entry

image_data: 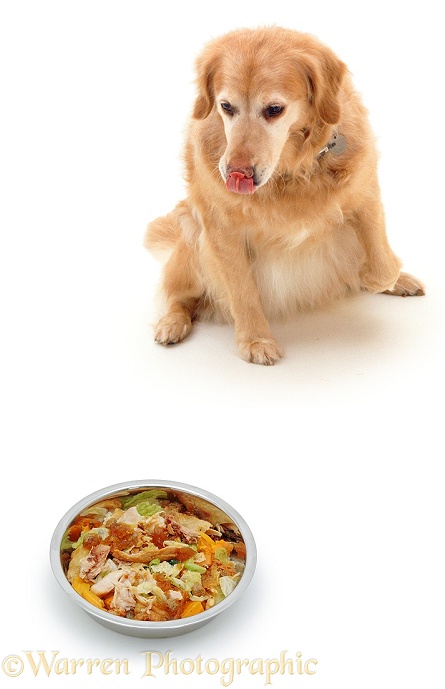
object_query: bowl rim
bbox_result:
[49,479,257,633]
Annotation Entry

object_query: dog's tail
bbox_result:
[144,200,198,258]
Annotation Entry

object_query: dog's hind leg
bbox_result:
[145,201,205,345]
[154,239,203,345]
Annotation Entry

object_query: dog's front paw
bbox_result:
[238,337,284,366]
[154,313,192,345]
[383,271,425,297]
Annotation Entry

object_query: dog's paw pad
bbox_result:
[154,314,192,345]
[238,337,283,366]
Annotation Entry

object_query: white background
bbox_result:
[1,1,444,687]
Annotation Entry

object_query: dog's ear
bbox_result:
[298,48,347,125]
[192,49,219,120]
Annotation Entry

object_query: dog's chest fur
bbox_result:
[250,229,364,319]
[199,210,365,322]
[251,219,364,318]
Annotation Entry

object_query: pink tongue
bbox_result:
[226,172,255,194]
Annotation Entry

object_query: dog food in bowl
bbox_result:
[50,480,256,637]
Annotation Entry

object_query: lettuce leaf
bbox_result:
[214,547,229,563]
[184,558,206,574]
[136,501,163,517]
[120,490,167,512]
[220,574,240,597]
[177,570,202,592]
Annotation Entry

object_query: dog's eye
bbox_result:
[265,105,284,119]
[220,102,234,116]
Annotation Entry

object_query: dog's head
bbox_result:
[193,28,347,194]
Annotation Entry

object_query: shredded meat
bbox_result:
[112,574,136,614]
[113,544,196,564]
[90,570,122,596]
[165,515,198,544]
[79,544,110,581]
[201,564,220,592]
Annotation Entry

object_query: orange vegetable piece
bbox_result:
[198,532,216,547]
[103,592,115,609]
[197,536,213,566]
[180,600,204,618]
[72,577,105,610]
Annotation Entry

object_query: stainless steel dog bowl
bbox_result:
[50,479,257,638]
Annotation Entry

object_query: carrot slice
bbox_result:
[180,600,204,618]
[72,576,105,610]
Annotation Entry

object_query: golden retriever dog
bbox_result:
[145,27,424,365]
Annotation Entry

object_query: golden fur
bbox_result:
[145,27,424,365]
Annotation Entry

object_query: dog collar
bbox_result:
[317,131,347,159]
